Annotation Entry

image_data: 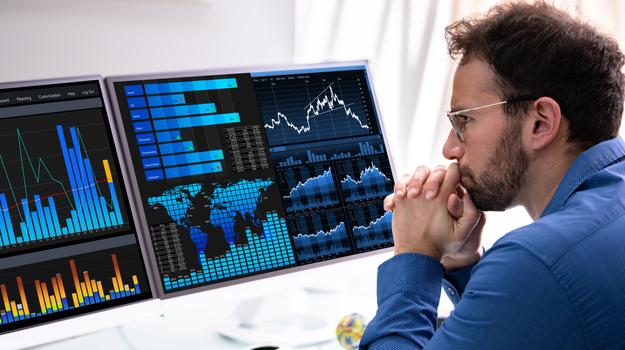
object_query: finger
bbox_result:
[447,193,463,219]
[457,193,482,232]
[384,193,395,211]
[440,163,462,199]
[422,165,447,200]
[394,173,412,199]
[407,165,430,198]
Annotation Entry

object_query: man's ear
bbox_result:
[526,96,562,151]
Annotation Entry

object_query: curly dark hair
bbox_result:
[445,1,625,150]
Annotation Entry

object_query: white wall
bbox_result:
[0,0,294,81]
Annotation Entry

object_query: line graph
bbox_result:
[348,203,393,249]
[288,209,351,261]
[254,70,377,146]
[279,165,339,212]
[337,156,394,202]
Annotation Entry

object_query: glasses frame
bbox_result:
[446,97,535,142]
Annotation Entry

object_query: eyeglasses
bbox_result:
[445,97,535,142]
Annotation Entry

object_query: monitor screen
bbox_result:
[0,78,153,334]
[108,63,395,296]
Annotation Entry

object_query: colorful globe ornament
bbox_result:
[336,313,368,349]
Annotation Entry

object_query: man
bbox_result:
[360,2,625,349]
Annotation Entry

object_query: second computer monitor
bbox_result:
[107,63,395,296]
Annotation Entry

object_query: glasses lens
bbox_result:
[447,113,464,142]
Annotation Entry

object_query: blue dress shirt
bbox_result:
[360,137,625,349]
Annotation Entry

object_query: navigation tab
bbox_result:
[0,82,100,107]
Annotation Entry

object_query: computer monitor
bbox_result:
[0,77,156,348]
[106,62,396,298]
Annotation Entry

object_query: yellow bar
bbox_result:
[34,281,46,313]
[41,283,52,311]
[105,295,111,301]
[83,272,94,297]
[50,296,58,311]
[1,284,11,312]
[17,308,24,317]
[51,278,63,310]
[80,282,88,298]
[90,280,98,298]
[130,288,135,293]
[112,278,119,293]
[124,284,130,292]
[102,160,113,183]
[132,275,139,286]
[16,277,30,315]
[71,293,79,308]
[96,281,105,300]
[10,301,18,318]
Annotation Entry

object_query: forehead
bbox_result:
[451,58,500,108]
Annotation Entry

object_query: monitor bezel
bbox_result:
[105,61,397,299]
[0,75,159,337]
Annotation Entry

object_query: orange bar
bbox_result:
[15,277,30,315]
[132,275,139,286]
[51,278,63,310]
[96,281,105,300]
[91,280,98,298]
[56,274,67,299]
[111,254,124,293]
[69,260,84,303]
[80,282,88,299]
[41,282,52,311]
[124,284,130,292]
[71,293,79,308]
[34,280,46,313]
[83,272,94,297]
[1,284,11,312]
[10,301,18,317]
[112,278,119,293]
[102,160,113,183]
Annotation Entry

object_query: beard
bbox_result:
[458,120,529,211]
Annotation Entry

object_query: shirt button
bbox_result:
[447,287,456,296]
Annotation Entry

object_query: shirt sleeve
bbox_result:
[359,242,586,349]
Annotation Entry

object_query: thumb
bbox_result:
[454,193,482,239]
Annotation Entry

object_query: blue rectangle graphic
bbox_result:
[142,157,162,169]
[145,169,165,181]
[130,109,149,121]
[150,103,216,119]
[139,145,159,157]
[164,161,223,179]
[152,113,240,131]
[133,121,152,133]
[147,94,186,107]
[144,78,238,95]
[158,141,195,155]
[155,131,182,143]
[161,150,224,167]
[127,97,146,109]
[136,133,155,145]
[124,85,144,96]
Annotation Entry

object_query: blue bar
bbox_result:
[150,103,216,119]
[108,182,123,225]
[1,314,7,323]
[70,211,80,233]
[136,133,155,145]
[155,130,182,143]
[0,203,7,246]
[164,161,222,179]
[99,198,112,227]
[147,94,186,107]
[31,212,43,240]
[133,121,152,133]
[142,157,161,169]
[144,78,237,95]
[70,128,98,232]
[145,169,164,181]
[33,195,49,238]
[19,222,28,242]
[7,313,13,322]
[62,299,69,309]
[124,85,144,96]
[127,97,146,109]
[66,218,74,234]
[67,148,88,231]
[139,145,159,157]
[161,150,224,167]
[152,113,240,131]
[83,159,105,229]
[48,197,62,236]
[43,207,55,237]
[61,227,68,235]
[158,141,194,155]
[130,109,149,121]
[21,199,33,242]
[56,126,86,233]
[0,194,11,245]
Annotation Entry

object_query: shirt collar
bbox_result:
[541,137,625,218]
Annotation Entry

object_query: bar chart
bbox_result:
[0,245,149,330]
[121,77,245,182]
[0,124,127,251]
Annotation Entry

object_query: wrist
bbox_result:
[394,244,442,261]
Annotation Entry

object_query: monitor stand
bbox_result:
[216,288,335,347]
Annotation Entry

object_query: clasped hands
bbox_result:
[385,163,486,271]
